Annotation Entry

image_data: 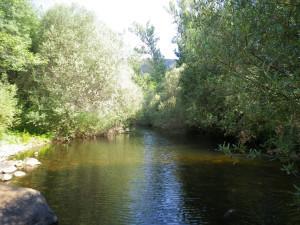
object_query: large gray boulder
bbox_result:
[0,184,58,225]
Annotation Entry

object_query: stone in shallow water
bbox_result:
[2,165,17,174]
[14,171,26,177]
[0,161,17,174]
[0,174,13,181]
[0,184,58,225]
[14,160,24,168]
[24,157,41,167]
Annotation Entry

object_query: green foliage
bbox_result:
[247,149,262,160]
[130,21,166,83]
[0,0,41,136]
[1,130,50,144]
[0,81,18,136]
[150,66,185,128]
[0,32,38,72]
[281,162,298,176]
[134,64,185,129]
[13,144,51,160]
[0,0,40,74]
[0,0,38,37]
[171,0,300,162]
[0,1,141,139]
[217,143,233,155]
[130,22,184,129]
[17,5,141,138]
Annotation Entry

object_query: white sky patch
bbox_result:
[33,0,177,59]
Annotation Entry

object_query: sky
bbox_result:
[32,0,177,59]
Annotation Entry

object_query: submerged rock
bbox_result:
[224,208,236,218]
[24,158,41,167]
[14,171,26,177]
[0,184,58,225]
[0,174,13,181]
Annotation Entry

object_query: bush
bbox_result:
[171,0,300,161]
[136,66,185,129]
[18,5,142,138]
[0,81,18,136]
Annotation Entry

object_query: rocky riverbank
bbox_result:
[0,138,49,182]
[0,158,42,182]
[0,139,49,161]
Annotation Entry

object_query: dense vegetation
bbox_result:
[131,0,299,170]
[0,0,299,169]
[130,22,185,129]
[0,0,141,140]
[171,0,299,168]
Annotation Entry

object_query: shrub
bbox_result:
[19,5,142,138]
[0,81,18,136]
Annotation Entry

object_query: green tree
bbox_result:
[0,80,17,136]
[21,5,141,138]
[171,0,300,162]
[0,0,40,135]
[0,0,40,75]
[130,21,185,128]
[131,21,166,83]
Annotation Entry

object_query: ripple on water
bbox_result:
[12,129,300,225]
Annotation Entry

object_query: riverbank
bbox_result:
[0,132,50,161]
[0,132,51,182]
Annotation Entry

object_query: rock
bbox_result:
[14,160,24,168]
[0,184,58,225]
[14,171,26,177]
[24,158,41,167]
[224,209,236,218]
[0,161,17,174]
[2,165,17,174]
[0,174,13,181]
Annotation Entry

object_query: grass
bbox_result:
[13,144,51,160]
[0,130,52,145]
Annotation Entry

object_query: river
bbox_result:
[13,129,300,225]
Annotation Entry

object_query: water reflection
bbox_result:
[128,130,185,225]
[13,129,300,225]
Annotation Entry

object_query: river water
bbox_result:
[13,129,300,225]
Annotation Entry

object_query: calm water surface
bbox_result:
[13,129,300,225]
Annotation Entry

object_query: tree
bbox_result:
[20,5,141,138]
[0,0,40,135]
[0,80,17,136]
[0,0,40,75]
[130,21,166,83]
[171,0,300,162]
